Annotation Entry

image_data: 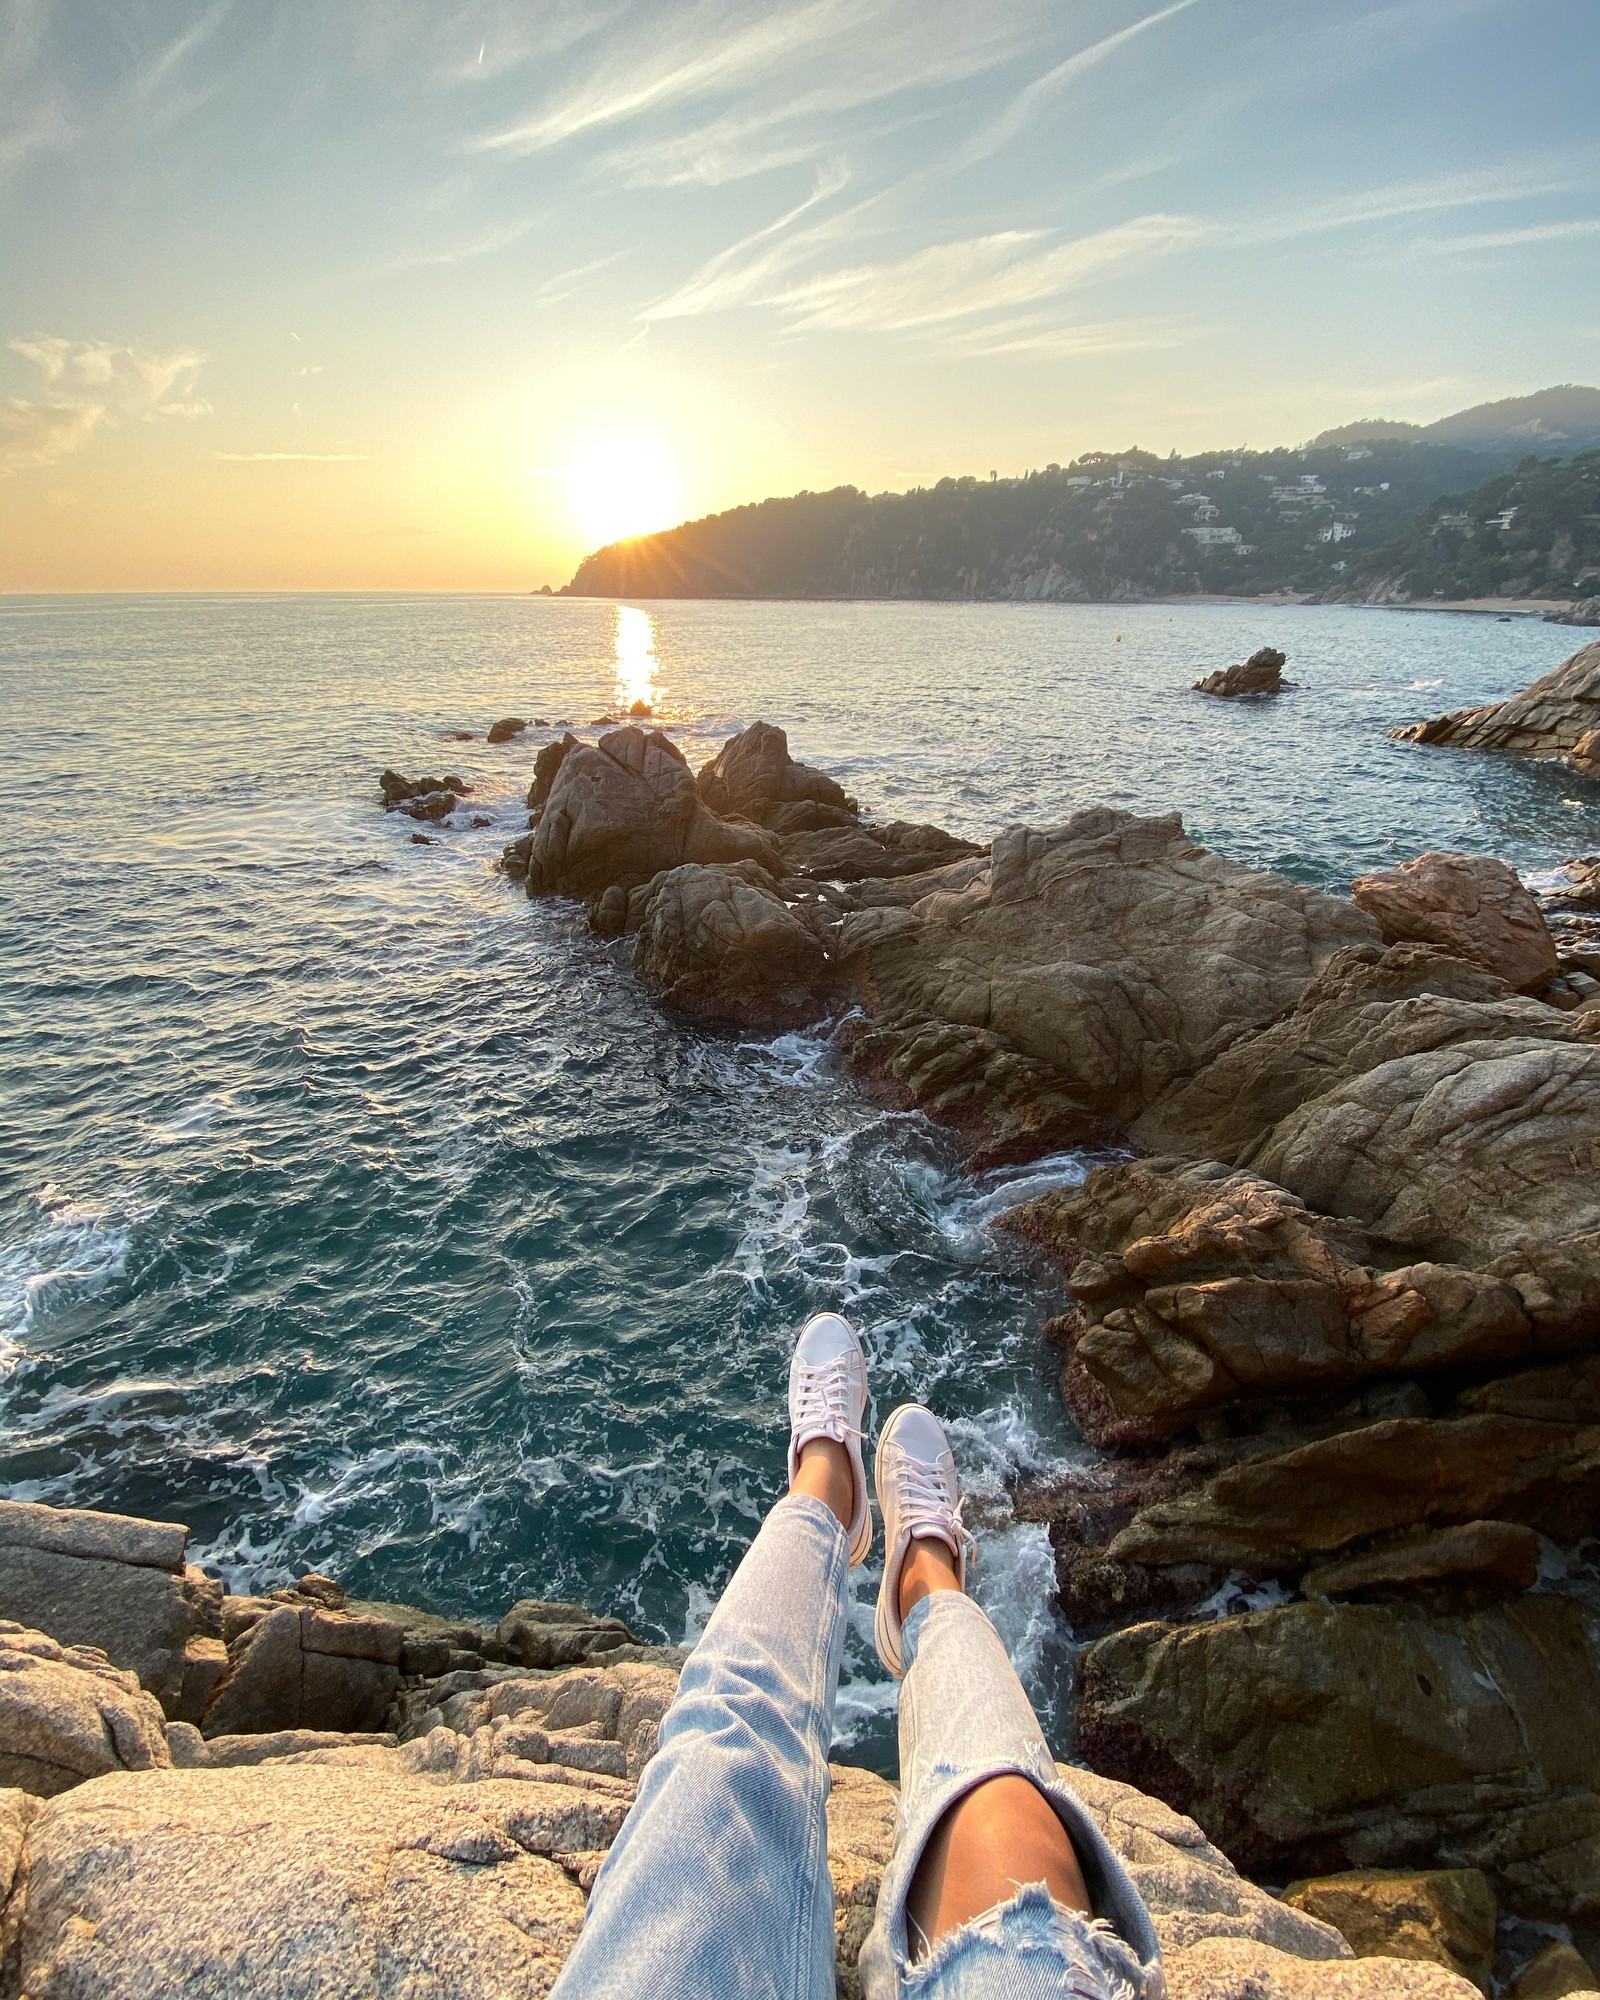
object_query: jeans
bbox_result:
[550,1494,1162,2000]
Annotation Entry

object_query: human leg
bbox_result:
[550,1314,871,2000]
[858,1406,1161,2000]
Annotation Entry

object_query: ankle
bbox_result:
[792,1435,854,1530]
[898,1534,962,1624]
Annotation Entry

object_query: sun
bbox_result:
[568,434,681,550]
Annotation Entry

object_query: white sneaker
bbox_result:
[787,1312,872,1567]
[873,1404,976,1678]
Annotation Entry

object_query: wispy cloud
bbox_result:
[941,314,1212,360]
[1,334,210,475]
[642,149,1586,362]
[642,160,854,319]
[214,452,370,462]
[379,214,541,272]
[473,0,1038,183]
[1424,216,1600,253]
[0,0,75,179]
[529,249,630,307]
[126,0,232,105]
[1234,162,1580,244]
[764,215,1208,334]
[955,0,1203,170]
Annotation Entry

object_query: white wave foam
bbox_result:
[143,1091,245,1145]
[0,1184,143,1374]
[1191,1572,1295,1620]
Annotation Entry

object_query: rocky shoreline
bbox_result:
[0,1493,1520,1997]
[1,645,1597,1995]
[484,637,1600,1990]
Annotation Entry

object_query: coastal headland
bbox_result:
[0,638,1597,1995]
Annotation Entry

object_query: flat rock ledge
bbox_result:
[0,1514,1484,1998]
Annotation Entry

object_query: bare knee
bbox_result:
[904,1773,1091,1959]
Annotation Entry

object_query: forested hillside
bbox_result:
[1329,450,1600,603]
[565,440,1515,602]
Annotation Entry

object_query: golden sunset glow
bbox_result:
[613,604,661,713]
[569,436,682,551]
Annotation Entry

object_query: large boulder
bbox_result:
[628,861,833,1030]
[837,809,1377,1144]
[1129,942,1579,1165]
[1077,1592,1600,1916]
[3,1761,602,1997]
[1002,1158,1542,1446]
[1391,639,1600,778]
[1246,1034,1600,1272]
[1281,1869,1497,1990]
[1350,853,1558,992]
[0,1623,170,1797]
[0,1499,216,1717]
[524,727,779,899]
[695,721,858,831]
[493,1598,654,1673]
[526,731,579,815]
[0,1643,1480,2000]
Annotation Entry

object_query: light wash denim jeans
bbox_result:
[550,1493,1162,2000]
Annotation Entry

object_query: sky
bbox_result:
[2,0,1598,591]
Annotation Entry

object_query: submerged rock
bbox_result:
[1351,852,1558,993]
[1193,646,1287,697]
[379,769,469,810]
[1391,639,1600,778]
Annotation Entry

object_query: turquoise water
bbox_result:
[1,593,1592,1756]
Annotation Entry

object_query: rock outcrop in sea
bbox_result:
[477,698,1600,1984]
[1193,646,1287,697]
[1391,637,1600,778]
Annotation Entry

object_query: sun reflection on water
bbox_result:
[614,605,661,715]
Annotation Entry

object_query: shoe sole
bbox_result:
[872,1402,928,1678]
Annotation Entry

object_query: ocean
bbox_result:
[1,591,1592,1763]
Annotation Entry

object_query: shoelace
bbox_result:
[792,1361,865,1446]
[894,1454,977,1567]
